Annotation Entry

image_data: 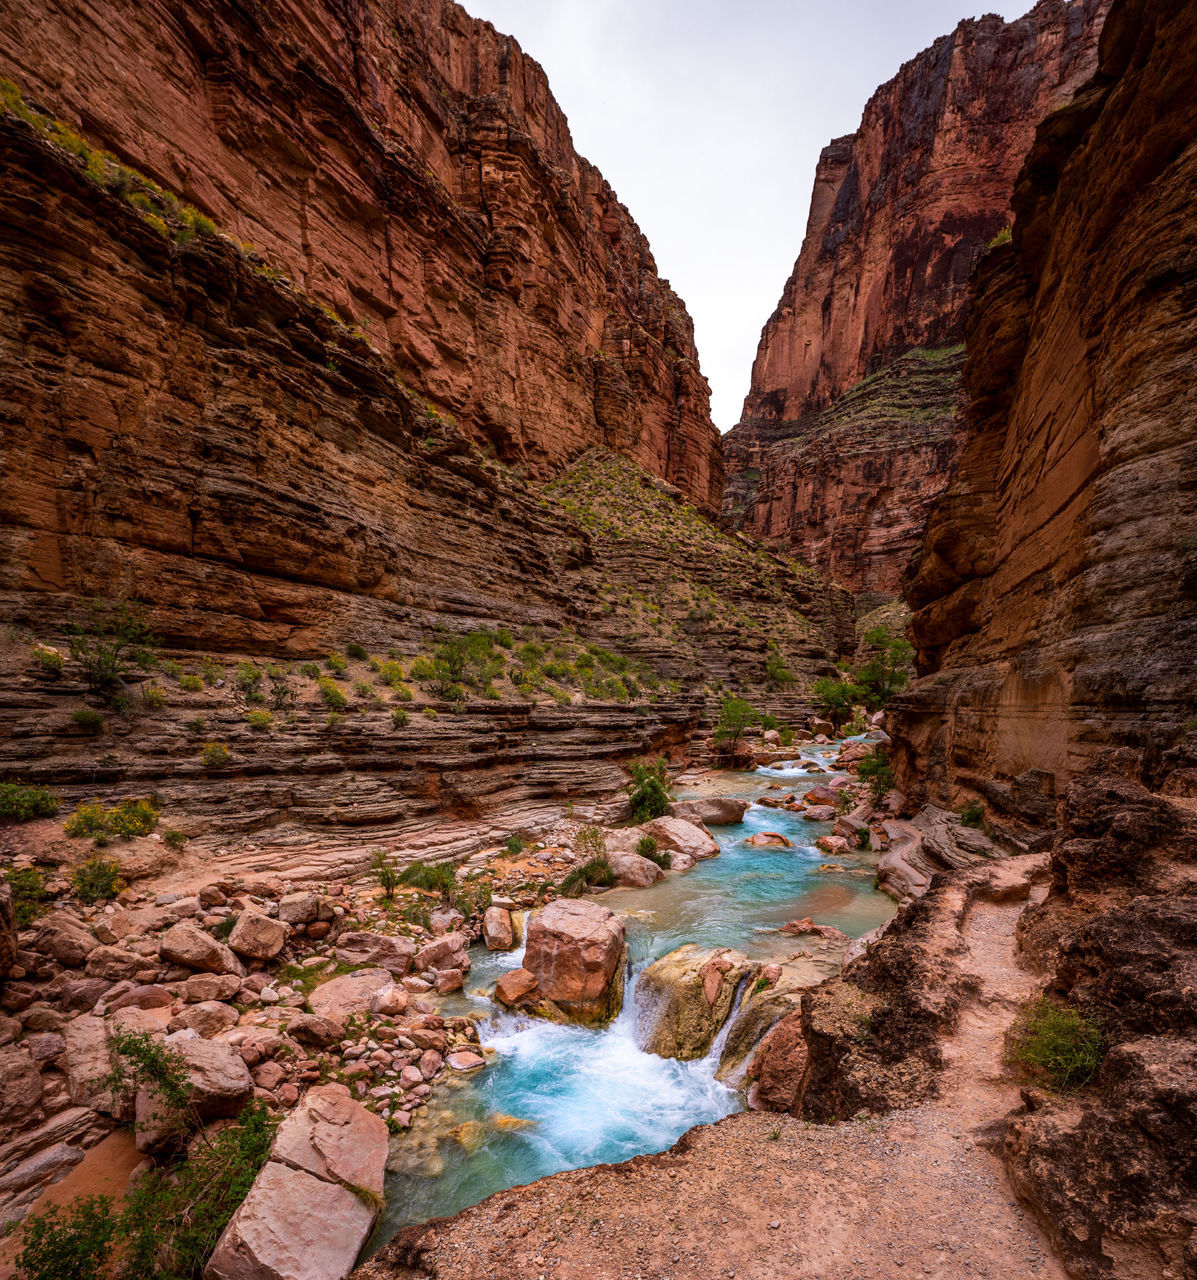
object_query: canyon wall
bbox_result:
[0,0,722,511]
[889,0,1197,820]
[724,0,1108,601]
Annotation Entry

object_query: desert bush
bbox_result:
[371,850,398,902]
[33,644,64,676]
[245,710,273,732]
[346,642,368,660]
[178,675,203,693]
[561,855,616,897]
[324,652,348,675]
[68,599,157,700]
[71,855,123,904]
[141,684,167,710]
[0,782,59,821]
[162,828,187,850]
[626,758,670,822]
[1005,997,1104,1092]
[396,860,457,897]
[5,866,47,927]
[391,709,410,729]
[857,749,894,801]
[504,835,526,856]
[959,800,985,828]
[317,677,347,709]
[299,662,320,679]
[201,742,231,769]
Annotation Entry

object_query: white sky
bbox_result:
[462,0,1025,429]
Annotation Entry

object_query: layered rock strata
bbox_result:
[0,0,721,509]
[890,0,1197,815]
[724,0,1108,598]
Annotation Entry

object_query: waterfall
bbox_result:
[704,971,750,1069]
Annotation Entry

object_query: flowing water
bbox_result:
[372,745,894,1241]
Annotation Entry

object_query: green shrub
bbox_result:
[370,850,398,902]
[391,708,410,729]
[1005,997,1104,1092]
[375,659,405,688]
[159,660,181,679]
[352,680,371,698]
[346,642,368,660]
[106,798,158,837]
[635,834,671,868]
[14,1194,118,1280]
[408,657,435,681]
[234,662,261,693]
[201,742,231,769]
[64,801,108,838]
[299,662,320,679]
[71,855,123,904]
[185,716,207,734]
[33,645,64,676]
[561,856,616,897]
[857,749,894,801]
[317,677,347,709]
[326,712,346,729]
[200,656,220,685]
[504,835,526,856]
[268,673,294,711]
[714,696,759,757]
[141,684,167,710]
[0,782,59,821]
[68,708,104,734]
[178,674,203,692]
[959,800,985,828]
[392,682,413,702]
[764,645,795,689]
[810,677,866,730]
[854,625,914,709]
[6,866,48,927]
[246,710,273,732]
[396,860,457,897]
[162,827,187,850]
[494,628,514,649]
[626,758,670,822]
[325,651,348,675]
[68,599,157,701]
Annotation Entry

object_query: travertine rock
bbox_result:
[271,1083,387,1198]
[637,945,751,1060]
[640,817,720,862]
[724,0,1108,600]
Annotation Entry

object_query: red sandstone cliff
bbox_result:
[0,0,722,512]
[724,0,1107,600]
[889,0,1197,819]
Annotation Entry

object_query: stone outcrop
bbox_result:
[0,882,15,985]
[206,1083,388,1280]
[521,898,626,1025]
[1001,762,1197,1279]
[889,0,1197,817]
[636,945,751,1060]
[0,0,721,513]
[724,0,1108,601]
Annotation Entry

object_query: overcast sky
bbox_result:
[462,0,1026,429]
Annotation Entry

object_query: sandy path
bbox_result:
[359,891,1065,1280]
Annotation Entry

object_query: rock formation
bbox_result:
[724,0,1108,602]
[0,0,721,512]
[520,898,626,1025]
[636,945,751,1060]
[889,0,1197,820]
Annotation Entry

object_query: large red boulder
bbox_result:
[522,899,626,1025]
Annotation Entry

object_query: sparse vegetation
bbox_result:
[317,677,348,709]
[346,642,368,660]
[5,866,48,927]
[371,849,398,902]
[714,697,759,758]
[178,674,203,692]
[201,742,231,769]
[959,800,985,828]
[391,708,410,729]
[65,797,157,843]
[396,860,458,897]
[162,827,187,850]
[504,835,526,857]
[1005,997,1104,1092]
[245,710,273,732]
[32,644,64,676]
[857,748,894,801]
[67,599,158,701]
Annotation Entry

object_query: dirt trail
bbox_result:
[359,886,1065,1280]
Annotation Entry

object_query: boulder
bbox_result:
[640,816,720,861]
[307,968,393,1022]
[108,984,174,1011]
[434,969,463,994]
[168,1000,239,1038]
[335,931,417,976]
[277,892,320,925]
[494,968,540,1008]
[636,944,751,1059]
[369,983,408,1017]
[446,1051,485,1071]
[744,831,792,848]
[61,1015,119,1113]
[668,797,750,826]
[412,932,469,974]
[227,912,289,960]
[815,835,852,856]
[85,946,147,981]
[810,717,834,736]
[523,899,626,1025]
[429,906,465,936]
[606,850,665,887]
[184,973,243,1003]
[804,785,840,806]
[0,1046,43,1136]
[271,1082,387,1196]
[34,917,98,967]
[59,977,111,1011]
[836,741,871,767]
[204,1159,375,1280]
[748,1010,809,1112]
[281,1013,345,1049]
[802,805,838,822]
[482,906,515,951]
[159,923,243,975]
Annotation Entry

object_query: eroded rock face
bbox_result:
[724,0,1107,601]
[522,899,626,1025]
[0,0,720,514]
[0,883,15,984]
[889,0,1197,812]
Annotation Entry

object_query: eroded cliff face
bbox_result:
[0,0,722,511]
[890,0,1197,820]
[724,0,1107,600]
